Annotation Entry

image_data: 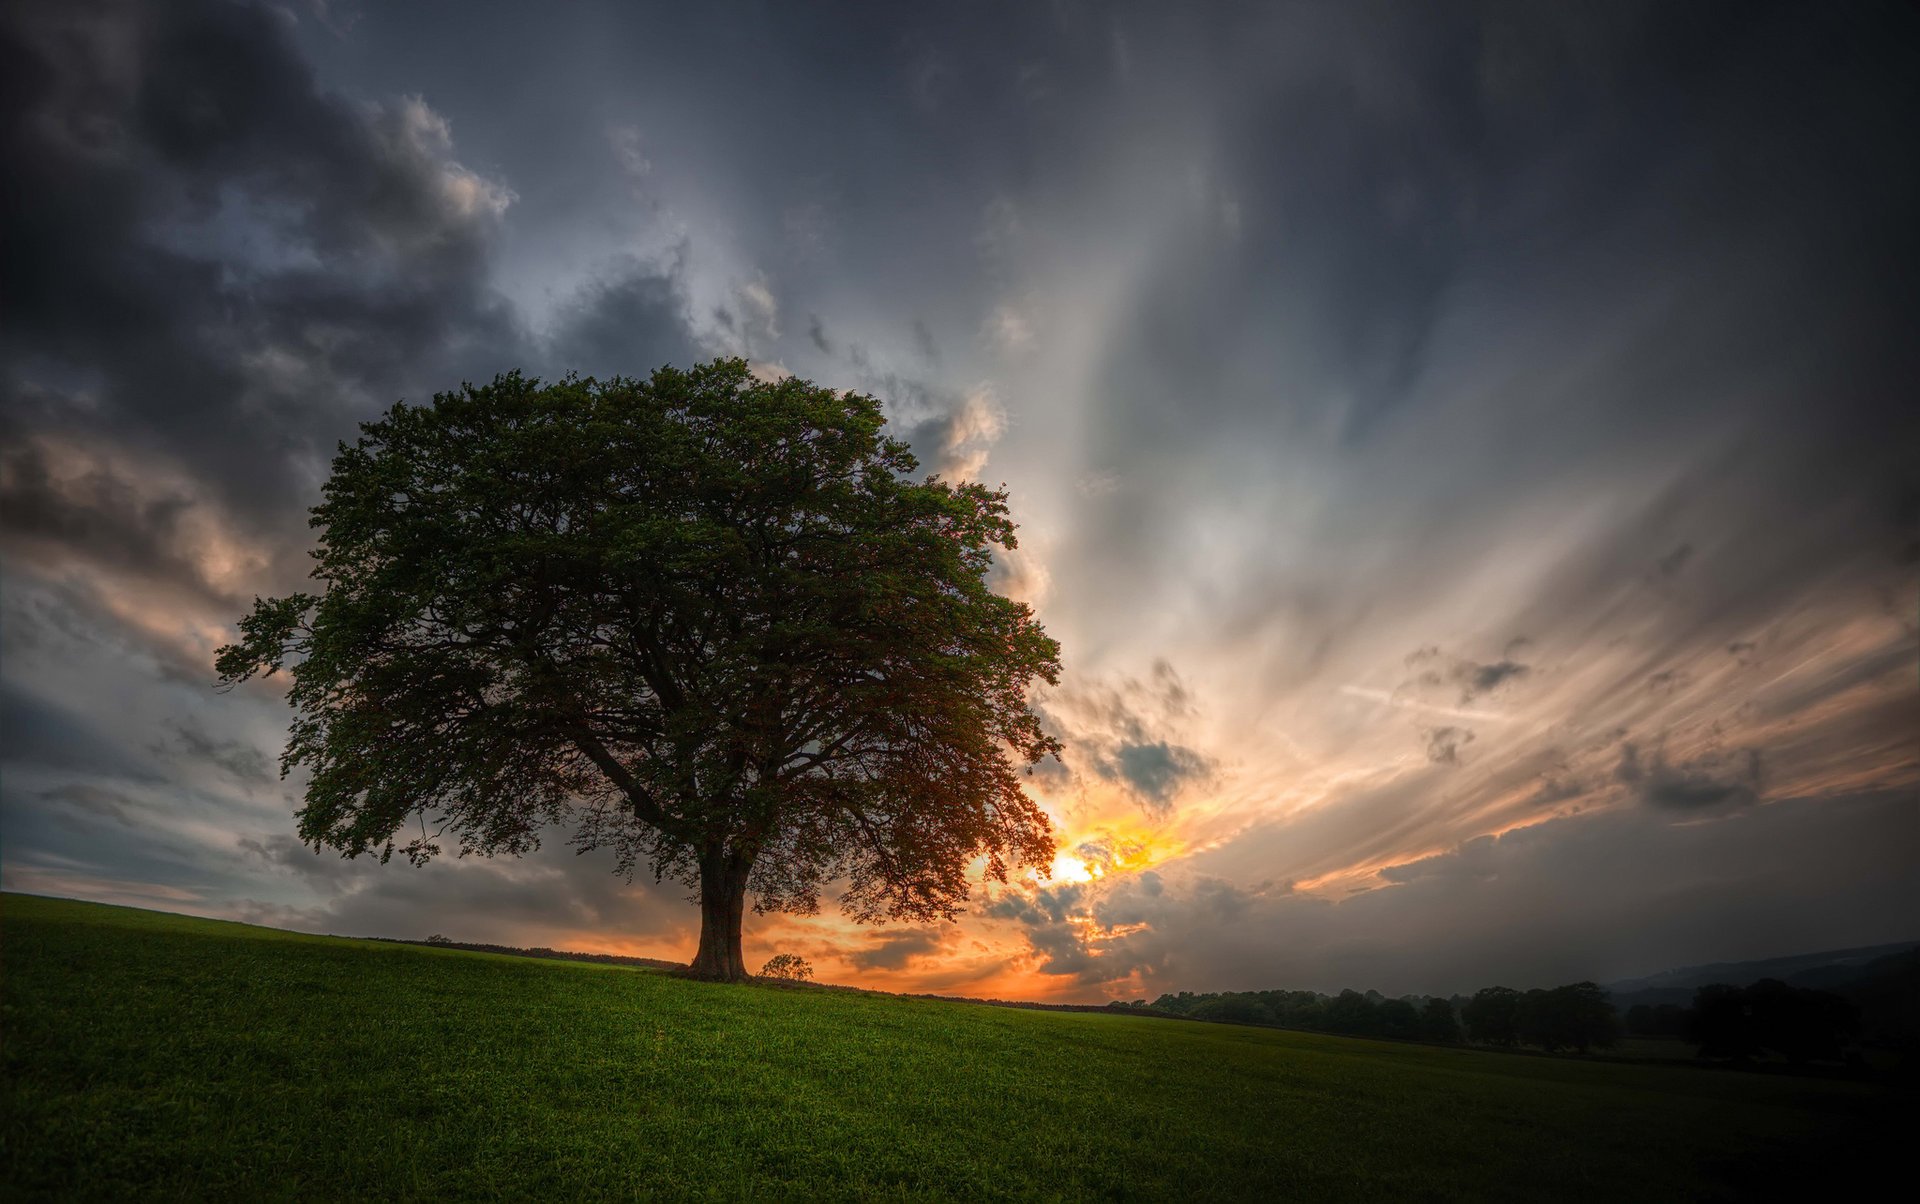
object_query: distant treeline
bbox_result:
[1113,950,1920,1067]
[1114,982,1618,1052]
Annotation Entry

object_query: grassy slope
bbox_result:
[1,894,1908,1201]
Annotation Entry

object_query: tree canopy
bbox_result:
[217,359,1063,980]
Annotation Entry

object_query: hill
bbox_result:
[2,894,1910,1200]
[1605,939,1920,1012]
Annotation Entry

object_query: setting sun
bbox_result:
[1049,854,1100,884]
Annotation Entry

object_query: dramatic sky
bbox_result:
[4,0,1916,1001]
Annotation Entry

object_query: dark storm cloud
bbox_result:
[545,257,699,382]
[1067,1,1920,685]
[1615,741,1765,811]
[0,683,150,778]
[0,438,233,606]
[1650,544,1694,583]
[1457,660,1530,702]
[806,314,833,355]
[39,784,140,829]
[1092,741,1211,808]
[0,0,702,951]
[4,0,1916,997]
[911,320,940,365]
[993,790,1917,997]
[151,721,276,786]
[1043,661,1215,814]
[230,827,692,951]
[845,928,947,971]
[0,0,530,540]
[236,833,359,891]
[1378,835,1498,884]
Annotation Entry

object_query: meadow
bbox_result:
[2,893,1908,1201]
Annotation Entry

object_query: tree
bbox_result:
[759,954,814,982]
[1684,980,1856,1063]
[1518,989,1560,1050]
[1375,998,1421,1040]
[1325,988,1378,1035]
[1419,997,1460,1042]
[1555,981,1621,1053]
[1685,984,1757,1060]
[1463,986,1522,1046]
[1518,982,1619,1053]
[1624,1002,1688,1038]
[1193,995,1275,1025]
[217,360,1063,982]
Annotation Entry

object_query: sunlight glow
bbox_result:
[1049,853,1099,883]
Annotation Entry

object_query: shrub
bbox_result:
[760,953,815,982]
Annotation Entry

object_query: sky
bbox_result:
[3,0,1916,1003]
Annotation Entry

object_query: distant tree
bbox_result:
[1625,1002,1688,1038]
[1463,986,1522,1046]
[1686,984,1758,1059]
[1845,949,1920,1053]
[758,953,814,982]
[1750,979,1854,1063]
[1377,998,1422,1040]
[1518,989,1559,1050]
[1686,979,1856,1063]
[1326,989,1378,1035]
[1420,997,1460,1042]
[1515,982,1617,1053]
[1555,982,1619,1052]
[1194,995,1276,1025]
[217,361,1062,982]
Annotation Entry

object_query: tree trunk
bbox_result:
[687,847,753,981]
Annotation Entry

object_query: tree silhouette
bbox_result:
[1518,982,1618,1053]
[1377,998,1422,1040]
[217,360,1062,981]
[1685,979,1856,1063]
[1420,997,1461,1042]
[1463,986,1522,1046]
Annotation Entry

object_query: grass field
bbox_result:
[2,893,1910,1200]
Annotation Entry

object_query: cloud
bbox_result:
[1616,741,1765,811]
[1400,645,1533,704]
[1378,835,1497,884]
[2,0,531,594]
[1093,742,1211,808]
[152,721,276,786]
[0,433,271,609]
[911,319,940,364]
[1423,726,1475,765]
[1650,543,1694,582]
[547,256,697,379]
[228,827,692,954]
[988,790,1918,997]
[4,0,1918,1005]
[906,385,1006,481]
[1041,662,1216,814]
[39,784,140,829]
[845,928,948,971]
[1455,659,1530,702]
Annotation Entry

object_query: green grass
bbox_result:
[2,894,1909,1200]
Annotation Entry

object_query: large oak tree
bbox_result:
[217,359,1062,980]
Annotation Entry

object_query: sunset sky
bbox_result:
[3,0,1916,1002]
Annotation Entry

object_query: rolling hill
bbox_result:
[1605,940,1920,1013]
[2,893,1910,1200]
